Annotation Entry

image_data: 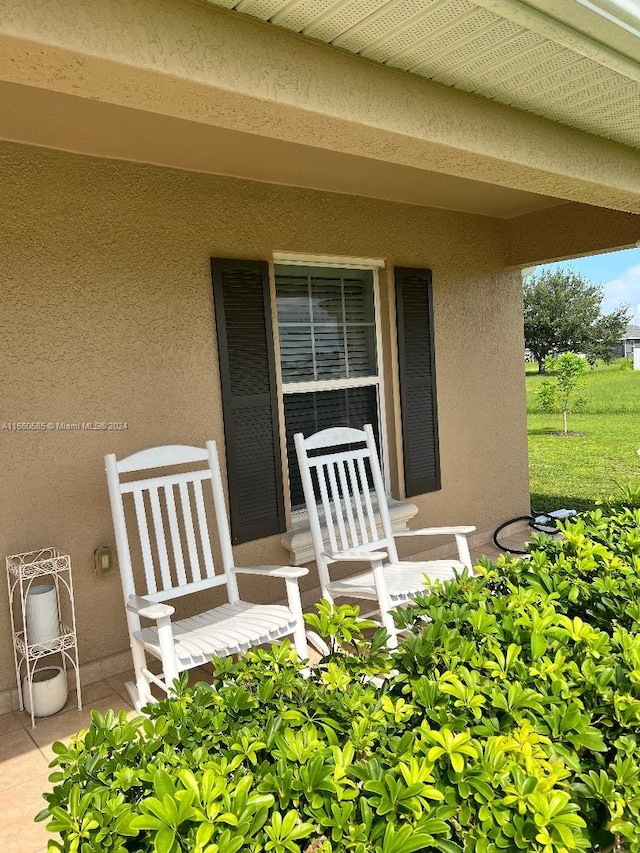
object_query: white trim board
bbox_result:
[273,251,385,269]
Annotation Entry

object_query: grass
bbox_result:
[526,360,640,513]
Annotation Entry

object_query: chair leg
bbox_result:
[380,607,398,649]
[157,615,179,693]
[371,562,398,648]
[126,680,144,713]
[305,630,331,658]
[130,639,153,709]
[323,589,334,606]
[285,577,309,662]
[455,534,473,570]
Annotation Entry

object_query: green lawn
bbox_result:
[526,360,640,512]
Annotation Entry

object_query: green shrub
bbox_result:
[598,480,640,511]
[40,507,640,852]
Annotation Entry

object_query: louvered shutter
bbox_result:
[395,267,441,497]
[211,258,285,544]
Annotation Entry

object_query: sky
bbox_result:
[536,247,640,323]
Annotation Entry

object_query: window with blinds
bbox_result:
[275,265,382,508]
[211,256,440,543]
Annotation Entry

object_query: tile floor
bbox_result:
[0,530,530,853]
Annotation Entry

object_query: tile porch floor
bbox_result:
[0,530,529,853]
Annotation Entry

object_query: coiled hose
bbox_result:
[492,511,564,555]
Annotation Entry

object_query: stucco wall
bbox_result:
[0,141,530,694]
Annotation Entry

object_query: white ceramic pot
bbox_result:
[23,666,68,717]
[25,584,60,646]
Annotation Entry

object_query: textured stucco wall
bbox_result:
[0,141,530,693]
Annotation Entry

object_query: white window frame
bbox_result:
[270,252,390,524]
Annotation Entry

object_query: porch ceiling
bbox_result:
[0,81,563,219]
[1,0,639,228]
[207,0,640,149]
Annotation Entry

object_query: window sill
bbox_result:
[280,496,418,566]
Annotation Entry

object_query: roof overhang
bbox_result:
[0,0,638,228]
[0,79,564,220]
[208,0,640,150]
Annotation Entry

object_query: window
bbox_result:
[211,257,440,546]
[274,264,383,509]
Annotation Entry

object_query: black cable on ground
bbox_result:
[492,510,566,555]
[492,515,534,555]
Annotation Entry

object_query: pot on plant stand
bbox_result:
[23,666,68,717]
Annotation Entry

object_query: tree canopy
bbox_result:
[523,267,630,373]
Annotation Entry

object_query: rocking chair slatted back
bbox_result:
[295,425,399,570]
[106,438,310,711]
[314,449,373,552]
[105,442,238,605]
[295,424,474,648]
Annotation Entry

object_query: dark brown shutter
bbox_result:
[395,267,441,497]
[211,258,285,544]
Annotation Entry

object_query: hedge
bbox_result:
[39,505,640,852]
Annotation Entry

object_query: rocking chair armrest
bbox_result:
[322,550,388,563]
[127,595,175,620]
[233,565,309,580]
[393,526,476,538]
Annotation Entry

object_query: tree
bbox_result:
[523,267,630,373]
[537,352,587,436]
[584,312,629,366]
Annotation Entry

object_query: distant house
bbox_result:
[616,325,640,358]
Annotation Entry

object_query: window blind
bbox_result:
[276,266,376,384]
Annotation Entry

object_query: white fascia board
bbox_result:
[474,0,640,81]
[575,0,640,37]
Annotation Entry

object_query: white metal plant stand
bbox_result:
[6,548,82,728]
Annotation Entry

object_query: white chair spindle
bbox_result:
[149,486,173,592]
[337,459,358,547]
[347,456,369,544]
[178,481,202,581]
[327,462,349,551]
[316,463,338,554]
[192,478,216,579]
[164,484,188,588]
[133,489,158,595]
[357,456,378,541]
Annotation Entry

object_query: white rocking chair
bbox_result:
[294,424,475,648]
[105,441,308,711]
